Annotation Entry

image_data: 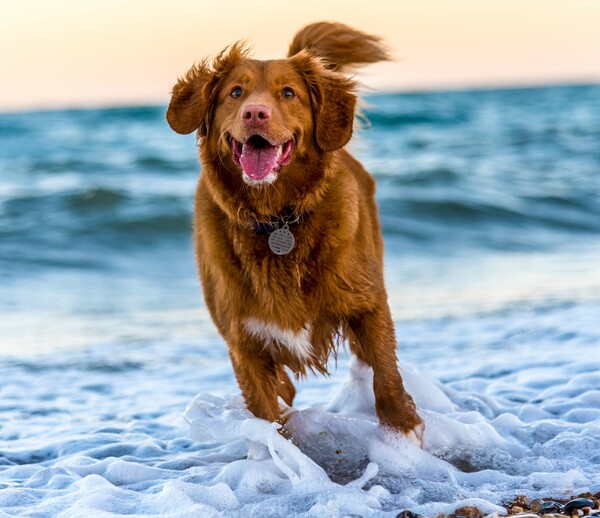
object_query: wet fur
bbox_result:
[166,22,423,436]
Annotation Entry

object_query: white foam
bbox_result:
[182,349,600,515]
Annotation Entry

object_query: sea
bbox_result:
[0,84,599,517]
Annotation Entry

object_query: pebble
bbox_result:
[416,494,600,518]
[396,511,423,518]
[511,496,532,509]
[449,505,483,517]
[531,499,545,513]
[564,499,596,514]
[538,501,564,514]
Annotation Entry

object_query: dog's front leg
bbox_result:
[348,305,424,441]
[228,337,283,424]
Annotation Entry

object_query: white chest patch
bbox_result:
[243,318,313,361]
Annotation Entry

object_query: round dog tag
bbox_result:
[268,225,295,255]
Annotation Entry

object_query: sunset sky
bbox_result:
[1,0,599,111]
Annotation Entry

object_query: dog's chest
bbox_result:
[243,318,313,361]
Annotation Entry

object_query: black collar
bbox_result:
[251,206,303,235]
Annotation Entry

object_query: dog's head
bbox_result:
[166,44,356,187]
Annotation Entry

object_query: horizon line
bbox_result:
[1,79,598,116]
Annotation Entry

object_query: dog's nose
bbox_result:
[242,104,271,127]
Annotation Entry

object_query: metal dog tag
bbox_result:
[268,224,295,255]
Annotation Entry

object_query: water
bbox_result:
[1,84,599,516]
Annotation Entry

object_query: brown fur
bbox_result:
[166,22,422,437]
[288,21,391,71]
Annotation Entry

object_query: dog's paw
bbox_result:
[406,421,425,448]
[379,418,425,449]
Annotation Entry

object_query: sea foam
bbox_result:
[1,304,599,517]
[182,348,600,517]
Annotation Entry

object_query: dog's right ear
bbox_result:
[167,43,249,136]
[166,60,214,136]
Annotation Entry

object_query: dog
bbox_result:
[167,21,423,441]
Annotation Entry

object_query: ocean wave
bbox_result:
[365,109,469,128]
[134,155,198,172]
[3,188,130,219]
[0,187,193,259]
[107,212,192,235]
[21,158,115,175]
[0,85,599,263]
[3,184,598,252]
[382,167,460,186]
[67,187,130,209]
[1,184,599,263]
[381,196,600,232]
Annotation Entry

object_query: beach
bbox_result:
[1,84,599,517]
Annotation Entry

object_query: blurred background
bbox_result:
[1,0,599,352]
[1,0,600,110]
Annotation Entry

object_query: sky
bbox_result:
[1,0,599,111]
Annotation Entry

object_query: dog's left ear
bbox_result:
[313,73,357,152]
[291,51,357,152]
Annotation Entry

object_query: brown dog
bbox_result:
[167,22,423,440]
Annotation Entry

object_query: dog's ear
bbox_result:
[167,42,248,136]
[313,73,357,151]
[166,60,214,135]
[291,51,357,152]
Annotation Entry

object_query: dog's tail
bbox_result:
[287,21,390,71]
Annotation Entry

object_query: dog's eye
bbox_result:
[230,87,243,99]
[282,87,296,100]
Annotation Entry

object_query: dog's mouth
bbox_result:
[231,135,295,182]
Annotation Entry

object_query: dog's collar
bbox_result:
[251,206,303,235]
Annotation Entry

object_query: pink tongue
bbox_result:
[240,141,279,180]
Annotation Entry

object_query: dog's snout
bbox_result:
[242,104,271,127]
